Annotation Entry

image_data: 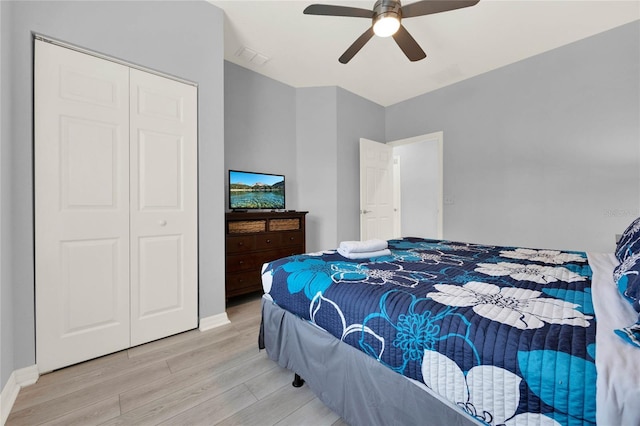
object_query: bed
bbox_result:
[259,225,640,426]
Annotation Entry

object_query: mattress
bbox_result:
[262,237,599,425]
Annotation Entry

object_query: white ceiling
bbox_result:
[210,0,640,106]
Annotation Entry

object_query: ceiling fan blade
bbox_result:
[303,4,374,18]
[401,0,479,18]
[392,25,426,62]
[339,27,375,64]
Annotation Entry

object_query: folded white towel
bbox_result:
[339,239,388,254]
[337,247,391,259]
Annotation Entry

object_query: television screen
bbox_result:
[229,170,285,210]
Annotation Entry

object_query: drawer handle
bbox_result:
[289,236,295,240]
[239,260,244,265]
[266,239,271,243]
[238,242,244,246]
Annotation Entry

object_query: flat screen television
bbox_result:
[229,170,285,211]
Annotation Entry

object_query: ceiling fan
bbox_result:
[304,0,480,64]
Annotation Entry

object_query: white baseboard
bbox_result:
[199,312,230,331]
[1,365,38,425]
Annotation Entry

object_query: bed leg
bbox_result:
[292,373,305,388]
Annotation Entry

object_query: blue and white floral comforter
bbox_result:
[262,238,596,426]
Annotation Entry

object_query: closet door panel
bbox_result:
[138,235,183,316]
[137,130,182,210]
[35,40,130,373]
[129,69,198,346]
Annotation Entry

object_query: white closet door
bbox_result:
[129,69,198,346]
[35,40,131,373]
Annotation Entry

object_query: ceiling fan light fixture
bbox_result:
[373,13,400,37]
[372,0,402,37]
[305,0,479,63]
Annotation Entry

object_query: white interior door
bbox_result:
[129,69,198,346]
[360,138,394,240]
[35,40,131,372]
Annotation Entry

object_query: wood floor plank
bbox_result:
[40,396,121,426]
[226,294,262,338]
[7,294,350,426]
[14,327,236,413]
[157,384,257,426]
[11,347,172,413]
[118,348,265,413]
[36,350,127,379]
[102,355,275,425]
[12,353,133,412]
[126,328,201,358]
[165,328,258,373]
[215,380,317,426]
[18,351,128,394]
[17,323,254,413]
[275,397,341,426]
[226,295,261,319]
[230,313,262,335]
[245,364,295,401]
[126,324,242,367]
[6,361,170,426]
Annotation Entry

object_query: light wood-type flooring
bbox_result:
[6,294,349,426]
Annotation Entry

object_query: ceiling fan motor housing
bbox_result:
[373,0,402,21]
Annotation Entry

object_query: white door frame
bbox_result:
[392,155,402,238]
[387,131,444,239]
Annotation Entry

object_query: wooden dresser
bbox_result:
[225,211,308,298]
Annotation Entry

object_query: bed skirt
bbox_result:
[259,295,479,426]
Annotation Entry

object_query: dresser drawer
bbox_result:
[226,235,256,253]
[255,233,282,250]
[226,253,257,273]
[281,231,303,247]
[226,270,262,297]
[258,247,304,267]
[227,220,266,234]
[269,218,300,231]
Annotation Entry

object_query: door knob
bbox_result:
[158,220,167,226]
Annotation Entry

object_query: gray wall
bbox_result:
[296,87,339,252]
[386,20,640,252]
[224,74,385,252]
[294,87,385,252]
[1,0,225,390]
[336,88,386,242]
[225,20,639,253]
[224,61,298,208]
[0,0,11,390]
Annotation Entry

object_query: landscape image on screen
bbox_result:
[229,171,285,209]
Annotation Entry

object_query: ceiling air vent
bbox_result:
[235,47,270,66]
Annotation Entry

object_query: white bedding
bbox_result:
[588,252,640,425]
